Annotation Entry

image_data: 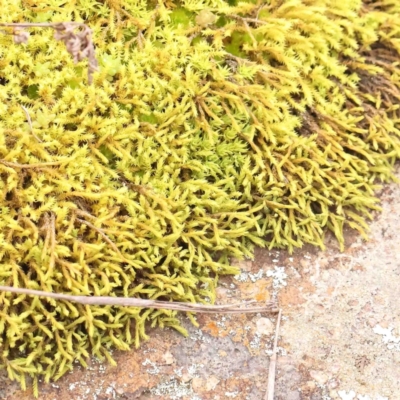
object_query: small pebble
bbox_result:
[256,318,274,335]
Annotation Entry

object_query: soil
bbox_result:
[1,168,399,400]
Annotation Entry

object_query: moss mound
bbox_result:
[1,0,400,393]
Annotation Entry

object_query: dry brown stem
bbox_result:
[230,14,268,26]
[19,104,42,143]
[265,308,282,400]
[0,159,71,169]
[43,213,56,281]
[76,217,125,260]
[0,285,279,314]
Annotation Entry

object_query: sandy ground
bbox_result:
[1,168,399,400]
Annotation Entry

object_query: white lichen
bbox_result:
[234,272,249,282]
[338,390,356,400]
[373,325,400,351]
[187,363,203,377]
[190,329,211,343]
[249,269,264,282]
[234,269,264,283]
[249,333,261,349]
[225,391,239,398]
[142,359,161,375]
[174,367,184,377]
[338,391,389,400]
[150,378,193,398]
[266,266,288,289]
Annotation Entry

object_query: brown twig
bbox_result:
[256,4,268,20]
[76,217,125,260]
[0,22,98,84]
[0,159,73,169]
[44,213,56,281]
[0,285,279,314]
[265,308,282,400]
[229,14,267,26]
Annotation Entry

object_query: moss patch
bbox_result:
[0,0,400,394]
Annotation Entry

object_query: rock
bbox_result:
[256,318,274,335]
[362,302,373,313]
[302,381,316,392]
[191,377,205,391]
[377,320,389,328]
[116,387,125,395]
[327,378,339,389]
[319,257,329,268]
[205,376,220,391]
[231,258,253,271]
[351,264,364,272]
[329,390,339,398]
[330,364,340,374]
[277,356,296,372]
[180,373,192,383]
[300,259,308,269]
[216,287,229,299]
[162,351,175,365]
[287,390,301,400]
[367,317,377,327]
[310,370,328,384]
[322,270,330,281]
[374,296,386,306]
[347,300,359,307]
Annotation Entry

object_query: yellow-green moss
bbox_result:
[1,0,400,394]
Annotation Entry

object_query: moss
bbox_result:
[1,0,400,394]
[169,7,195,28]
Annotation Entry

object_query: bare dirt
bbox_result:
[1,169,399,400]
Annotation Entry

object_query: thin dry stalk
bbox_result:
[40,213,51,263]
[20,104,42,143]
[0,22,98,84]
[44,213,56,281]
[242,19,258,48]
[0,285,279,314]
[76,217,125,260]
[230,14,267,26]
[265,308,282,400]
[0,159,72,169]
